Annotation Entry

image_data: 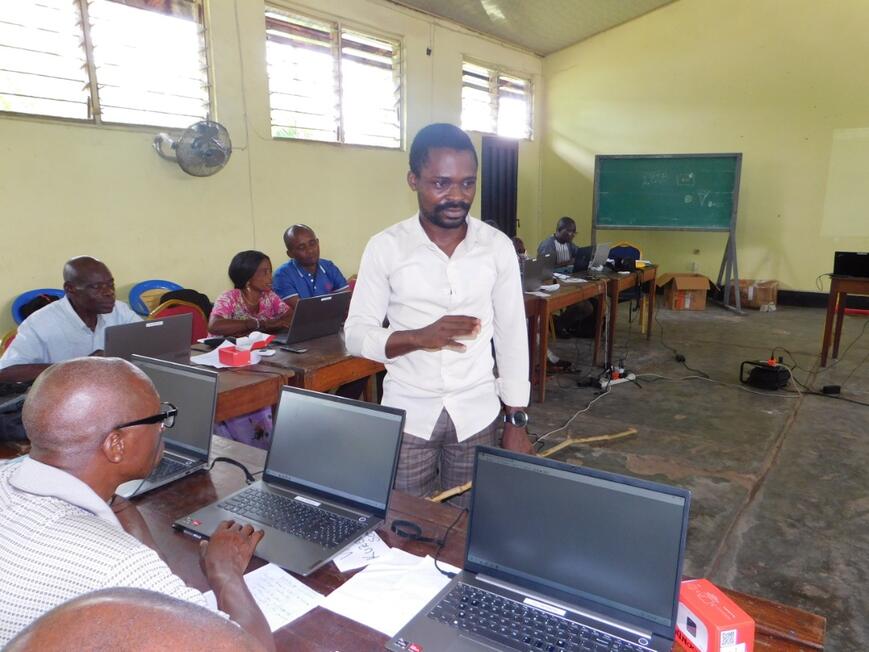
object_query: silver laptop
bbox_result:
[174,385,405,576]
[522,253,555,292]
[274,291,352,345]
[115,355,218,498]
[104,313,192,363]
[589,241,612,271]
[388,447,691,652]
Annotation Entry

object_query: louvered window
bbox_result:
[265,7,401,148]
[461,61,532,140]
[0,0,210,128]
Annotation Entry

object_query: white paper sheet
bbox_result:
[190,340,263,368]
[203,563,323,631]
[559,277,588,284]
[320,548,460,636]
[333,531,391,573]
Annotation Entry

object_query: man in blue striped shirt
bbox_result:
[273,224,349,308]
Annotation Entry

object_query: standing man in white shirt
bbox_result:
[345,123,531,505]
[0,256,141,383]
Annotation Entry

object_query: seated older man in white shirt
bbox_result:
[0,357,274,651]
[0,256,140,383]
[345,123,531,507]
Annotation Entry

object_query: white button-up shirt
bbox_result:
[0,296,141,370]
[0,457,206,645]
[345,214,530,441]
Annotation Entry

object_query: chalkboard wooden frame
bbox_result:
[591,153,744,312]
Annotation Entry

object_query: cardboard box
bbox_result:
[218,345,251,366]
[676,579,755,652]
[657,273,714,311]
[730,280,778,310]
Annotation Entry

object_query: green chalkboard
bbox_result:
[593,154,742,231]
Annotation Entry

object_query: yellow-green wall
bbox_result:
[0,0,542,333]
[542,0,869,290]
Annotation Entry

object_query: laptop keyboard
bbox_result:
[217,488,365,549]
[428,584,651,652]
[150,456,193,481]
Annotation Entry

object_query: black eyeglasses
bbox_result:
[114,402,177,431]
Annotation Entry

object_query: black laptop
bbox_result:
[174,385,405,576]
[388,447,691,652]
[274,291,352,345]
[115,355,218,498]
[104,313,192,362]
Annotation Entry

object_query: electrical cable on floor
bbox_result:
[532,386,613,448]
[654,311,710,378]
[634,374,801,398]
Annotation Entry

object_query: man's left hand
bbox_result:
[502,423,534,455]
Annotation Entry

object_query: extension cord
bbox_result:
[600,373,636,389]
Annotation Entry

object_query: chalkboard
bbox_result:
[592,154,742,231]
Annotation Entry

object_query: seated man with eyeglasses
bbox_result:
[0,357,275,651]
[0,256,141,383]
[272,224,349,309]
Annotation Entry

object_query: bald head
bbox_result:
[6,588,266,652]
[282,224,314,250]
[23,357,156,459]
[63,256,108,285]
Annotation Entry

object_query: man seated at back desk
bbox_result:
[273,224,349,309]
[0,256,140,383]
[536,218,593,339]
[272,224,368,400]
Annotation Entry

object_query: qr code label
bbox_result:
[720,629,737,646]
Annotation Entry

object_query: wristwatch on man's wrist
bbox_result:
[503,410,529,428]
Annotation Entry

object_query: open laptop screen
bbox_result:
[131,355,217,458]
[264,387,404,512]
[466,449,689,631]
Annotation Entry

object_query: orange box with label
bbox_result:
[218,345,251,366]
[657,273,714,311]
[676,579,754,652]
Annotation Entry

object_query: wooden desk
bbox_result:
[215,369,287,422]
[820,275,869,366]
[263,333,384,401]
[136,440,825,651]
[593,266,657,369]
[525,280,608,403]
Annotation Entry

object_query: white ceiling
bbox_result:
[390,0,676,56]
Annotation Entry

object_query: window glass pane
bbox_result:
[461,61,531,140]
[497,74,530,139]
[341,29,399,148]
[0,0,90,119]
[266,9,338,142]
[87,0,209,127]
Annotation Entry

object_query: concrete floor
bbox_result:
[528,303,868,651]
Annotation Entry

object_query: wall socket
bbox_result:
[690,260,699,272]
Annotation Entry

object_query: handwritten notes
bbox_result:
[334,531,391,573]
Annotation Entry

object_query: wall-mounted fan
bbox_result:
[153,120,232,177]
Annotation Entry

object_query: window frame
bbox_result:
[264,2,404,150]
[461,57,534,141]
[0,0,213,130]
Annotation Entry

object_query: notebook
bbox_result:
[574,242,611,274]
[104,313,192,363]
[388,447,691,652]
[174,385,405,576]
[274,292,352,345]
[115,355,218,498]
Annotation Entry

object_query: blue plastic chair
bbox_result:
[12,288,65,324]
[128,279,183,316]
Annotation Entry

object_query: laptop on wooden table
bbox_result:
[273,291,352,345]
[104,313,192,363]
[388,447,691,652]
[174,385,404,576]
[115,355,218,498]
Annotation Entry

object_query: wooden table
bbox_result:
[525,280,608,402]
[215,369,287,422]
[135,439,825,651]
[820,275,869,366]
[592,266,658,369]
[261,333,384,401]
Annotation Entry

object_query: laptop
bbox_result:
[574,242,611,273]
[388,447,691,652]
[104,313,192,363]
[174,385,405,576]
[115,355,218,498]
[274,291,352,345]
[522,257,545,292]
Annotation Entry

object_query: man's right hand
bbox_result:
[200,520,264,588]
[385,315,481,358]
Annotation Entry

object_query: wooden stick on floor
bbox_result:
[427,427,638,503]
